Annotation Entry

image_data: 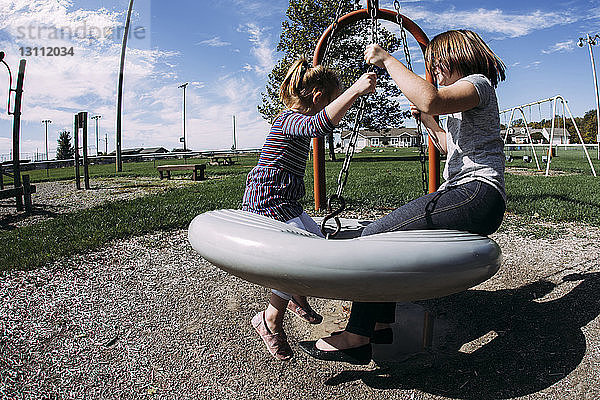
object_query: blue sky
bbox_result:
[1,0,600,159]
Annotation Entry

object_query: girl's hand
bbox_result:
[410,104,421,119]
[352,72,377,96]
[364,44,390,69]
[325,73,376,126]
[410,103,437,129]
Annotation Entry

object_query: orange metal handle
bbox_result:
[311,8,439,210]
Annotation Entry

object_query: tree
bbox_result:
[56,131,74,160]
[259,0,412,135]
[580,110,597,143]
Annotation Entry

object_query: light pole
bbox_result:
[578,33,600,160]
[178,82,189,152]
[91,115,102,155]
[42,119,52,176]
[99,132,108,155]
[116,0,134,172]
[232,115,237,152]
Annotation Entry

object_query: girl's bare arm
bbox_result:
[325,72,376,126]
[365,44,479,115]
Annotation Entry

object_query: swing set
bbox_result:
[501,95,597,177]
[188,1,501,303]
[312,0,439,237]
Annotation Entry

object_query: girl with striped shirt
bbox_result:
[243,58,376,360]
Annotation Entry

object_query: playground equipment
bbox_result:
[189,2,500,304]
[74,112,91,190]
[116,0,135,173]
[500,95,597,177]
[188,210,501,302]
[311,0,439,214]
[313,0,436,236]
[0,53,35,213]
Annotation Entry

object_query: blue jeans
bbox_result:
[346,180,505,337]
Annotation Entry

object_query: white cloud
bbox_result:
[541,40,575,54]
[239,23,276,75]
[0,1,181,155]
[401,6,578,38]
[230,0,283,18]
[0,2,281,156]
[524,61,542,69]
[197,36,231,47]
[181,74,269,151]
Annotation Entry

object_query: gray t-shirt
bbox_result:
[439,74,506,200]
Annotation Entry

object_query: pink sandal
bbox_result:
[251,311,293,360]
[287,297,323,325]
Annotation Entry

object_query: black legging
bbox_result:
[345,180,505,337]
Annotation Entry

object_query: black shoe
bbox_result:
[298,340,372,365]
[330,328,393,344]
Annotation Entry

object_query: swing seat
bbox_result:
[188,210,502,302]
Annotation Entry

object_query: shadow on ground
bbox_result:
[326,272,600,400]
[0,204,59,230]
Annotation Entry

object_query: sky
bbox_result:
[1,0,600,160]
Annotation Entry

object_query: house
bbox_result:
[340,128,422,151]
[502,127,530,144]
[108,147,144,156]
[502,127,570,145]
[107,148,154,162]
[541,127,570,145]
[139,147,169,154]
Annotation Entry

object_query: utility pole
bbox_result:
[578,33,600,160]
[232,115,237,152]
[178,82,189,152]
[42,119,52,176]
[91,115,102,155]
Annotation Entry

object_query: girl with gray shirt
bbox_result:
[300,30,507,365]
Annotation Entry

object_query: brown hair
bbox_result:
[424,30,506,88]
[279,58,342,113]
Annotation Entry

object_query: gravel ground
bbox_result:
[0,178,196,229]
[1,179,599,399]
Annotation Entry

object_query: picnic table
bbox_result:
[210,156,235,166]
[157,164,206,181]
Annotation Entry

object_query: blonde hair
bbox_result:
[425,30,506,88]
[279,58,341,113]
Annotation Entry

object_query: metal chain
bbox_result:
[369,2,379,44]
[335,1,378,199]
[321,0,378,239]
[322,0,345,67]
[394,1,428,195]
[336,97,368,198]
[321,0,345,162]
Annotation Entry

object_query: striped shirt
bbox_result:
[242,109,335,221]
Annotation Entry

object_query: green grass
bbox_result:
[0,175,246,271]
[2,151,599,271]
[506,175,600,225]
[1,155,260,184]
[505,145,600,174]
